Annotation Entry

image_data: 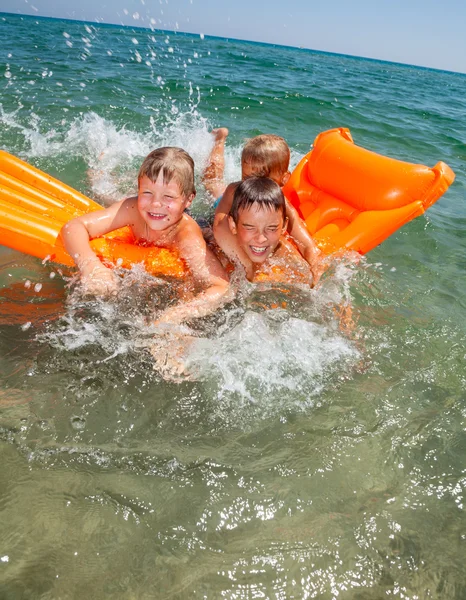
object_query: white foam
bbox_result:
[0,99,295,209]
[187,311,359,407]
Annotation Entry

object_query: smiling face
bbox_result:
[229,204,286,264]
[137,172,193,232]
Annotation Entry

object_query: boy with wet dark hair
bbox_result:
[215,176,311,284]
[204,128,321,283]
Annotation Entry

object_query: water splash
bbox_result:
[189,310,359,406]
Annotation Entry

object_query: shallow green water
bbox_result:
[0,13,465,600]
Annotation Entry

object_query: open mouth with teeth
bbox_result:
[147,212,167,220]
[249,245,270,258]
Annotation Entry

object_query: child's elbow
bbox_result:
[212,276,230,298]
[60,221,72,241]
[61,217,86,239]
[218,279,235,304]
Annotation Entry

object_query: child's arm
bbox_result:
[155,223,231,325]
[285,200,322,284]
[212,181,235,218]
[212,183,253,279]
[60,198,137,295]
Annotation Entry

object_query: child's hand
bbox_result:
[150,329,196,382]
[81,264,119,297]
[309,258,326,287]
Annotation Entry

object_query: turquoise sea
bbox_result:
[1,12,465,599]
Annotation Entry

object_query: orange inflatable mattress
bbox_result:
[0,127,455,278]
[283,128,455,254]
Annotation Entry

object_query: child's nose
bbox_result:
[151,196,163,207]
[256,232,268,244]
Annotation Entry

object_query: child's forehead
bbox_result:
[140,172,183,191]
[238,204,283,222]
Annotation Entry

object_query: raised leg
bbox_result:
[202,127,229,201]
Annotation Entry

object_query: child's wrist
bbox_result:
[78,256,105,276]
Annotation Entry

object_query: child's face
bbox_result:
[241,161,290,187]
[229,205,286,264]
[137,172,193,231]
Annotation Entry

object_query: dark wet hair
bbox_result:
[229,176,286,223]
[138,146,195,197]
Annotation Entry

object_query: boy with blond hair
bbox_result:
[61,147,229,325]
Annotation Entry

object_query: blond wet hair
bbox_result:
[138,147,195,197]
[241,134,290,178]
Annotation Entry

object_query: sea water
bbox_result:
[0,13,465,600]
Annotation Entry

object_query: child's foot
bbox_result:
[203,128,229,200]
[211,127,229,142]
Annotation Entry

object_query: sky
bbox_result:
[1,0,466,74]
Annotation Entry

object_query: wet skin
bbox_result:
[228,205,287,264]
[137,173,193,235]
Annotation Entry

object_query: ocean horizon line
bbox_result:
[2,10,465,78]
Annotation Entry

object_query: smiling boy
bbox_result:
[207,130,321,283]
[215,176,311,284]
[60,147,229,324]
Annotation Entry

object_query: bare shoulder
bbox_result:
[106,196,141,229]
[259,236,312,283]
[68,195,139,238]
[175,215,228,281]
[175,214,206,251]
[117,196,139,215]
[94,196,138,220]
[276,236,304,259]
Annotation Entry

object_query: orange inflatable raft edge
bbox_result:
[282,127,455,255]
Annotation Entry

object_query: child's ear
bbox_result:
[228,216,237,235]
[282,216,289,233]
[185,192,195,208]
[281,171,291,186]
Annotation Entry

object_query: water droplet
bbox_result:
[71,416,86,431]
